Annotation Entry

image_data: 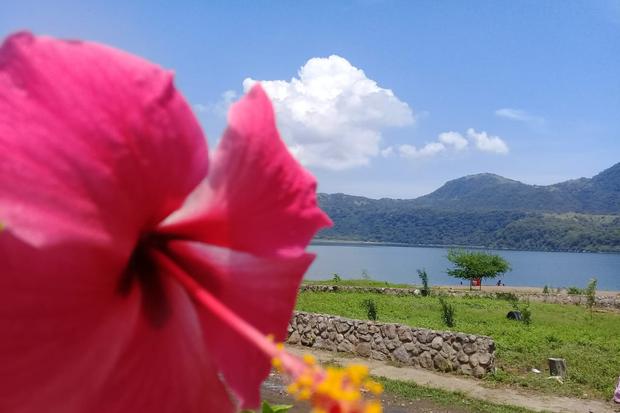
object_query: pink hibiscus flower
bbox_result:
[0,32,332,412]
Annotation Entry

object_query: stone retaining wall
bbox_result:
[287,311,495,377]
[300,284,620,309]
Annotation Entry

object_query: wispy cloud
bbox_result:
[380,146,394,157]
[397,142,446,159]
[193,90,238,117]
[495,108,544,125]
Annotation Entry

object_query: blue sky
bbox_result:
[2,0,619,198]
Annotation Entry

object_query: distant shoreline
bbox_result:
[311,238,620,255]
[302,281,620,296]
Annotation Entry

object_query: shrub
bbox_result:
[332,273,341,283]
[439,297,455,327]
[495,292,519,303]
[510,299,532,326]
[361,298,378,320]
[545,334,562,349]
[542,285,549,294]
[567,286,584,295]
[521,302,532,326]
[417,268,430,296]
[585,278,597,316]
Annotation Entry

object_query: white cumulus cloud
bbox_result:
[388,128,506,161]
[243,55,414,170]
[438,131,468,151]
[466,128,509,154]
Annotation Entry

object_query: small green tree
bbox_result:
[439,297,455,327]
[361,298,378,320]
[417,268,430,296]
[585,278,597,317]
[446,249,511,290]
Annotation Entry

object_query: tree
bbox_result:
[417,268,430,296]
[446,249,511,290]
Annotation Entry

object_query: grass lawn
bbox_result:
[295,290,620,400]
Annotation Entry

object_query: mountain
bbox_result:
[410,163,620,213]
[316,163,620,252]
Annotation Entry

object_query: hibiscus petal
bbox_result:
[0,33,213,411]
[167,240,314,408]
[160,84,332,258]
[0,231,234,413]
[0,32,207,248]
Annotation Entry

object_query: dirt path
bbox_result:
[284,346,620,413]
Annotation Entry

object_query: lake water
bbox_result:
[305,243,620,291]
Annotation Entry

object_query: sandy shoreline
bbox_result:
[436,284,620,296]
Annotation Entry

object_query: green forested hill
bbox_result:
[410,162,620,213]
[316,163,620,252]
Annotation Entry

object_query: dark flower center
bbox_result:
[118,233,174,328]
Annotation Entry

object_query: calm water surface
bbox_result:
[306,243,620,290]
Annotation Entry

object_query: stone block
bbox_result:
[385,339,398,351]
[370,350,388,361]
[431,336,444,350]
[335,321,351,334]
[469,353,479,367]
[404,342,421,355]
[356,342,371,357]
[419,351,433,369]
[389,345,407,362]
[459,364,473,376]
[457,351,469,363]
[434,355,453,372]
[479,352,492,367]
[473,366,486,378]
[397,327,413,342]
[287,331,300,345]
[417,330,430,344]
[337,340,355,353]
[463,342,477,355]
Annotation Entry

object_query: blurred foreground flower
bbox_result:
[0,32,378,412]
